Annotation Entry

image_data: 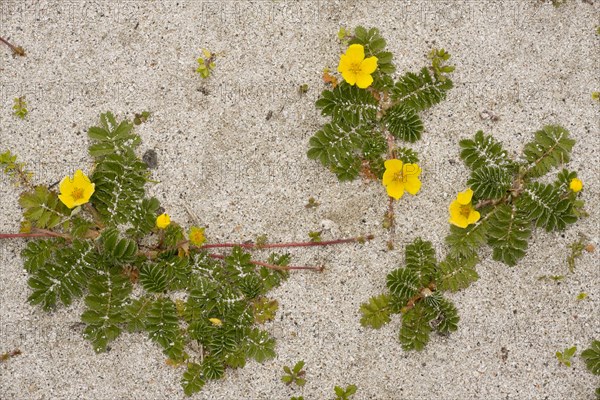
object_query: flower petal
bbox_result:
[355,73,373,89]
[404,175,422,195]
[403,163,421,179]
[467,210,481,225]
[360,56,378,74]
[382,169,395,185]
[345,44,365,63]
[337,54,351,74]
[341,70,357,85]
[384,159,403,173]
[58,175,73,195]
[456,188,474,205]
[83,183,96,201]
[385,180,404,200]
[448,200,468,228]
[58,193,75,209]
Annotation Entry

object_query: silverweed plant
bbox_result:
[0,112,372,396]
[307,26,454,243]
[361,126,586,350]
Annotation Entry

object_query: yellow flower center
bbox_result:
[394,171,403,182]
[348,62,362,74]
[459,204,472,218]
[70,187,85,201]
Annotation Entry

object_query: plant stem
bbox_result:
[207,253,323,272]
[0,36,25,56]
[0,229,68,240]
[198,235,373,250]
[84,203,105,229]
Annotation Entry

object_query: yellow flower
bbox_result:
[569,178,583,192]
[337,44,378,89]
[189,226,206,246]
[382,159,422,200]
[448,188,481,228]
[58,170,95,209]
[209,318,222,327]
[156,213,171,229]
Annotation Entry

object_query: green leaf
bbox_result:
[201,356,225,380]
[359,294,391,329]
[181,363,206,396]
[126,197,160,238]
[124,296,153,332]
[523,125,575,178]
[245,328,276,363]
[22,239,58,274]
[581,340,600,375]
[307,121,368,181]
[459,131,514,172]
[487,205,531,266]
[436,254,479,292]
[386,269,420,303]
[19,186,69,229]
[382,103,424,142]
[315,83,378,126]
[433,298,459,334]
[468,165,512,200]
[391,67,452,112]
[100,227,138,264]
[517,182,577,231]
[145,298,182,358]
[445,221,489,259]
[91,153,150,225]
[81,270,132,352]
[88,112,140,159]
[253,298,279,324]
[395,147,419,164]
[28,239,98,309]
[404,238,437,285]
[399,302,435,351]
[139,262,169,293]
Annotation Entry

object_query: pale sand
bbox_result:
[0,1,598,399]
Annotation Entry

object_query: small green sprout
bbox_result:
[334,384,357,400]
[13,96,28,119]
[291,397,304,400]
[577,292,588,301]
[593,92,599,102]
[337,27,352,45]
[556,346,577,367]
[305,197,320,209]
[298,84,309,94]
[255,234,269,248]
[282,360,306,387]
[537,275,565,282]
[196,48,216,79]
[133,111,151,125]
[567,235,588,273]
[308,231,322,243]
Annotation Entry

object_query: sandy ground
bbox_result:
[0,1,599,399]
